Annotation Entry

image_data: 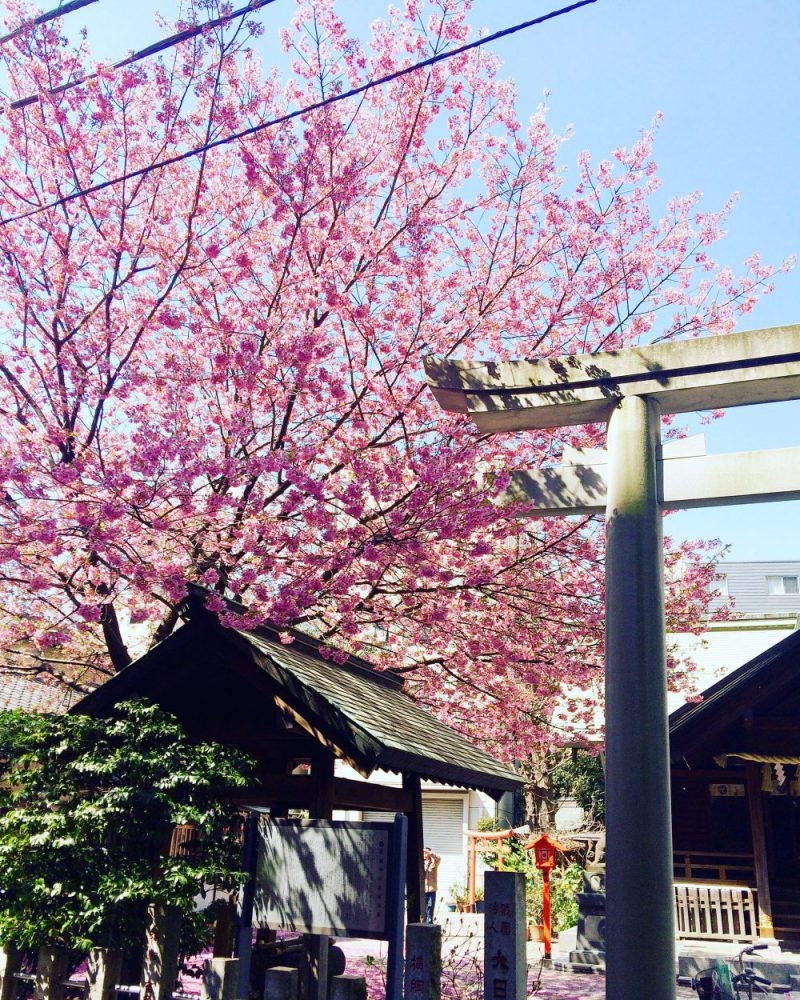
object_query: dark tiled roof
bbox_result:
[73,591,523,796]
[669,627,800,757]
[239,629,522,792]
[0,673,81,713]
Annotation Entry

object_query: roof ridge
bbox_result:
[669,626,800,735]
[183,583,403,688]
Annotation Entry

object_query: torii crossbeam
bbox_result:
[424,324,800,1000]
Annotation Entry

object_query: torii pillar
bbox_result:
[425,325,800,999]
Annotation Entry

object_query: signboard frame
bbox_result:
[252,815,400,939]
[234,812,407,1000]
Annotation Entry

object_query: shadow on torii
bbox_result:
[424,324,800,1000]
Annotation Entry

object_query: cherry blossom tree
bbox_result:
[0,0,780,756]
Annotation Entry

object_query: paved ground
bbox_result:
[338,938,700,999]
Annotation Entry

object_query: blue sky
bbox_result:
[54,0,800,560]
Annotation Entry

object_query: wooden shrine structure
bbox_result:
[671,627,800,947]
[72,584,524,937]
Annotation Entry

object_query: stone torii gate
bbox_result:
[424,324,800,1000]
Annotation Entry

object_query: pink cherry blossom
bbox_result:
[0,0,779,757]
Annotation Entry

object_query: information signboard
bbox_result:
[252,816,398,939]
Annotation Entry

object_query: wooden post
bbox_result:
[34,947,70,1000]
[469,836,477,911]
[542,870,552,960]
[310,749,335,821]
[385,814,408,1000]
[0,945,21,1000]
[403,774,425,924]
[745,763,774,937]
[306,749,336,1000]
[86,949,123,1000]
[140,904,182,1000]
[212,898,236,958]
[234,812,259,999]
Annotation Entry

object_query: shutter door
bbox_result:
[362,798,467,912]
[423,797,466,908]
[362,810,394,824]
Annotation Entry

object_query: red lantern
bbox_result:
[531,833,560,870]
[524,834,564,959]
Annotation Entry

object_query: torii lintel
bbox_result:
[506,444,800,516]
[424,324,800,432]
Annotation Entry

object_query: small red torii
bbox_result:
[466,828,515,911]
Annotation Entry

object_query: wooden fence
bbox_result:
[673,882,758,943]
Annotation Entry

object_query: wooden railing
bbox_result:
[167,822,199,858]
[673,849,755,885]
[674,882,758,943]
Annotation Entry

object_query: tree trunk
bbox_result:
[521,754,557,832]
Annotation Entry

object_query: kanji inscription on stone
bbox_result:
[484,872,525,1000]
[403,924,441,1000]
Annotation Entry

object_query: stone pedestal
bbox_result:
[87,949,123,1000]
[557,873,606,972]
[34,947,70,1000]
[302,936,328,1000]
[140,904,182,1000]
[404,923,441,1000]
[201,957,239,1000]
[329,976,367,1000]
[264,966,300,1000]
[484,872,526,1000]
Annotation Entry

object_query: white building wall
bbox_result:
[668,617,797,712]
[709,560,800,616]
[332,763,503,914]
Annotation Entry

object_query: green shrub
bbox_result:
[0,700,256,955]
[550,862,584,931]
[485,842,583,930]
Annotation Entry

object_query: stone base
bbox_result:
[677,940,800,990]
[573,879,606,967]
[549,876,607,974]
[550,931,606,976]
[551,955,606,976]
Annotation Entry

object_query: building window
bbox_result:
[766,575,799,595]
[712,575,729,598]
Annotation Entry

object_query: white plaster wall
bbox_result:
[667,617,797,712]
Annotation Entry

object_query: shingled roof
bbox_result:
[669,626,800,762]
[0,673,81,713]
[72,588,523,797]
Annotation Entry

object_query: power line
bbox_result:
[10,0,279,110]
[0,0,99,47]
[0,0,599,229]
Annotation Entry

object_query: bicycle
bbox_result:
[690,943,792,998]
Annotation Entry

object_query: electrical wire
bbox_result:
[0,0,99,47]
[10,0,279,109]
[0,0,598,229]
